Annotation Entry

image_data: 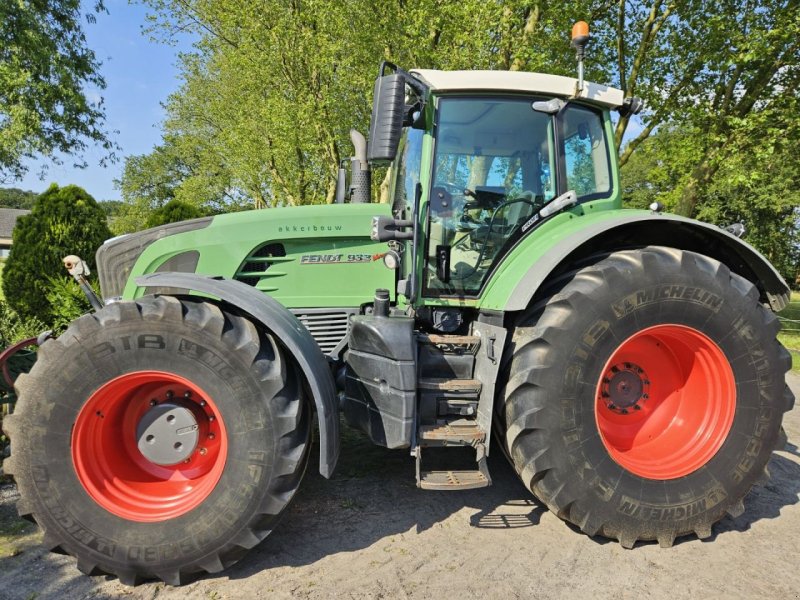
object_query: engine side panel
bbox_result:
[121,203,395,309]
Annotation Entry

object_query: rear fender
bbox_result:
[496,213,791,313]
[135,272,339,478]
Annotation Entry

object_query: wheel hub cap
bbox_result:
[601,362,649,413]
[136,403,199,465]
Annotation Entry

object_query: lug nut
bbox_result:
[643,394,649,399]
[200,400,207,407]
[634,405,642,410]
[166,390,174,399]
[150,399,157,407]
[184,390,192,399]
[198,447,207,456]
[208,433,215,440]
[621,409,629,415]
[607,403,616,410]
[208,416,215,422]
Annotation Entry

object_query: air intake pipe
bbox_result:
[349,129,371,203]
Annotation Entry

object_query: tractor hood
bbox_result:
[96,203,394,309]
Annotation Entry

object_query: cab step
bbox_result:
[415,443,492,490]
[418,421,485,446]
[418,469,489,491]
[418,378,482,393]
[417,333,481,354]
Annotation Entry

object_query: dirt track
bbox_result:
[2,374,799,600]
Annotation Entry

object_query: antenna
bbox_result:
[571,21,590,96]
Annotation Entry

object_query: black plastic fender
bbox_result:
[135,272,339,478]
[505,213,791,313]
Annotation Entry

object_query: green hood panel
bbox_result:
[123,204,395,308]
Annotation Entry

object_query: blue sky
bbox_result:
[15,1,192,201]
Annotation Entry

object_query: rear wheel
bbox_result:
[2,296,310,584]
[503,247,793,547]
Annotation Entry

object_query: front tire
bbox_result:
[503,247,793,548]
[2,296,310,584]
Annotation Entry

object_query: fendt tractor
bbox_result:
[2,24,793,586]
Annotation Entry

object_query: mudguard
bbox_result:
[135,272,339,478]
[502,213,791,313]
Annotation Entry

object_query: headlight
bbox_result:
[95,217,212,301]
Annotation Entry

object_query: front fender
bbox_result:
[135,273,339,478]
[481,211,790,313]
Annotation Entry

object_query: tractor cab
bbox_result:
[364,65,636,305]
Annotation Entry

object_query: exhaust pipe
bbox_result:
[349,129,371,203]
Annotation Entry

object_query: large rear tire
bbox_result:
[2,296,310,584]
[503,247,793,548]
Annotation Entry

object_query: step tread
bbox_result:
[419,422,485,443]
[418,378,482,392]
[419,333,481,345]
[419,469,489,490]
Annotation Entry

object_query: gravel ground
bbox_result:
[1,374,799,600]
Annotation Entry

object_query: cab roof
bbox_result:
[410,69,624,109]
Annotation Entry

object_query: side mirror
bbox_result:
[367,73,406,164]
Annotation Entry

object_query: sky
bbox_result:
[15,1,193,201]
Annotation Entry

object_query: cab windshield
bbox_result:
[425,96,610,296]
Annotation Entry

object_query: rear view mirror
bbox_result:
[367,73,406,164]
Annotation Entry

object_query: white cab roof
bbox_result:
[410,69,624,108]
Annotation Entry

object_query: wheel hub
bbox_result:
[136,402,199,465]
[600,362,649,414]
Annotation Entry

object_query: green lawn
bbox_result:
[778,291,800,372]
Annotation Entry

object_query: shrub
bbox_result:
[2,184,110,322]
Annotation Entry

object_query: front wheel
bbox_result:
[2,296,310,584]
[503,247,793,548]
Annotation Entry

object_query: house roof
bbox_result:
[410,69,625,108]
[0,208,30,240]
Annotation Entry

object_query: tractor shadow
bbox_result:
[226,423,800,574]
[709,449,800,540]
[224,426,545,581]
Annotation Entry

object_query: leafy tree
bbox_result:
[2,184,111,322]
[145,199,205,228]
[0,1,115,182]
[621,124,800,284]
[130,0,593,208]
[600,0,800,215]
[0,188,38,209]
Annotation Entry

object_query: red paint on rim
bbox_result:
[72,371,227,522]
[595,325,736,480]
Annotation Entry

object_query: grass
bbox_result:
[778,291,800,372]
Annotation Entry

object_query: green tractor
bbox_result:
[2,27,793,586]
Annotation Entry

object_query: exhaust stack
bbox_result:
[349,129,371,203]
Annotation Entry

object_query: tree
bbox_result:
[3,184,111,322]
[0,187,38,209]
[0,1,114,182]
[129,0,593,209]
[621,123,800,284]
[600,0,800,215]
[144,199,205,228]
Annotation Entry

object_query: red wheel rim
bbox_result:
[595,325,735,480]
[72,371,228,522]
